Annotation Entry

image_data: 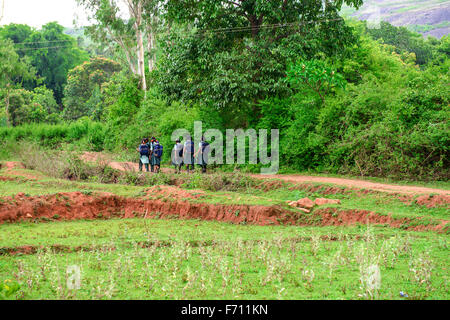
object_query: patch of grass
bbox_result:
[0,219,448,300]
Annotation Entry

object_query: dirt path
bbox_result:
[80,152,449,196]
[251,174,450,196]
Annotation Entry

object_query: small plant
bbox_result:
[301,268,315,291]
[359,264,381,300]
[0,280,20,300]
[409,252,434,290]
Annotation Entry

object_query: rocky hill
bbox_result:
[342,0,450,38]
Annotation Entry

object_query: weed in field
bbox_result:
[310,234,321,257]
[409,252,434,291]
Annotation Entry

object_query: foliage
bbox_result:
[0,38,37,126]
[0,120,107,150]
[1,22,89,104]
[0,13,449,181]
[62,57,121,121]
[366,21,437,66]
[157,0,363,126]
[0,280,20,300]
[287,59,346,103]
[2,87,59,126]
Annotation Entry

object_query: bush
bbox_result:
[0,120,107,150]
[18,143,120,183]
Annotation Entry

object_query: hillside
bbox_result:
[342,0,450,38]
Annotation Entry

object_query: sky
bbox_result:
[0,0,127,29]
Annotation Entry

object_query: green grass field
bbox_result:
[0,160,448,300]
[0,219,448,300]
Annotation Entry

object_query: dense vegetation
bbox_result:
[0,0,448,181]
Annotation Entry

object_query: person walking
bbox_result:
[152,140,163,173]
[149,137,156,172]
[183,135,195,173]
[172,139,184,173]
[137,139,150,172]
[194,136,210,174]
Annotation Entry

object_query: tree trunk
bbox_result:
[249,14,264,38]
[137,28,147,91]
[147,29,154,72]
[127,0,147,91]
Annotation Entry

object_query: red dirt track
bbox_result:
[251,174,450,196]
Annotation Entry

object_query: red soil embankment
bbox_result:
[0,192,287,226]
[0,192,447,232]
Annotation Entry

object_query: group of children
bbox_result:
[137,137,163,173]
[137,135,210,174]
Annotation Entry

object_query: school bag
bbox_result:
[139,144,150,156]
[177,144,183,157]
[185,140,194,153]
[200,141,209,152]
[154,143,163,157]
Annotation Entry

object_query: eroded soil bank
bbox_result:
[0,192,447,232]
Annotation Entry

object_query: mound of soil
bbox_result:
[315,208,448,232]
[146,185,205,200]
[398,194,450,208]
[415,195,450,208]
[4,162,25,170]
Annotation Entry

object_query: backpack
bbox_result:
[139,144,150,156]
[154,143,163,157]
[177,144,183,157]
[185,140,194,153]
[200,141,209,152]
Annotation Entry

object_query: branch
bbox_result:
[225,0,249,19]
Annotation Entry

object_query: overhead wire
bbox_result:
[7,16,345,51]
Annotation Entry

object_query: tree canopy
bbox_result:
[156,0,364,125]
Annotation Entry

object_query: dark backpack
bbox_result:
[201,141,209,152]
[185,140,194,153]
[154,143,163,157]
[140,144,150,156]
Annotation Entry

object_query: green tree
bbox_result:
[5,86,59,126]
[25,22,89,105]
[287,59,345,104]
[0,23,34,56]
[63,56,122,121]
[157,0,363,126]
[0,38,36,126]
[366,21,435,66]
[77,0,162,90]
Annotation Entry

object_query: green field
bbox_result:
[1,219,448,300]
[0,162,448,300]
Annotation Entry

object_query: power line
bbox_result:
[82,17,345,46]
[10,17,345,51]
[12,39,75,46]
[196,17,344,35]
[15,45,75,51]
